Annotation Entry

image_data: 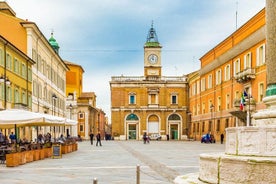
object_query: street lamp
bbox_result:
[69,104,73,119]
[210,104,214,134]
[52,94,58,139]
[52,94,57,115]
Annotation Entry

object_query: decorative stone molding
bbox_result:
[225,127,276,157]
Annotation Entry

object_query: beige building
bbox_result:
[110,25,189,140]
[0,2,69,140]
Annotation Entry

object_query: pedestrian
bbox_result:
[143,132,147,144]
[0,131,4,145]
[96,132,102,146]
[9,132,16,144]
[220,133,224,144]
[89,132,94,145]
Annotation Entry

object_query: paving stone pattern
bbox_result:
[0,140,224,184]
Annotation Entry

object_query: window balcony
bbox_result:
[234,68,255,83]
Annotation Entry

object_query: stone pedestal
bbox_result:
[174,116,276,183]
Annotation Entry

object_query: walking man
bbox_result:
[96,132,102,146]
[220,133,224,144]
[89,132,94,145]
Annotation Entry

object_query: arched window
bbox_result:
[126,113,138,120]
[168,114,180,120]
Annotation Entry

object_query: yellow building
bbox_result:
[189,8,267,142]
[0,2,68,118]
[110,25,189,140]
[0,35,35,140]
[0,2,69,140]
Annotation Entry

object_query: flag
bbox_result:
[243,90,248,98]
[240,91,246,110]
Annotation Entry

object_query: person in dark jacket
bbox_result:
[220,133,224,144]
[89,132,94,145]
[96,132,102,146]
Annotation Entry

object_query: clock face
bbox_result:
[148,54,158,64]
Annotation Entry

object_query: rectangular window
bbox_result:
[21,63,26,78]
[171,95,177,104]
[224,64,230,81]
[208,74,212,89]
[197,81,200,94]
[257,44,265,66]
[202,121,205,132]
[225,119,229,128]
[202,102,205,114]
[217,97,221,111]
[79,113,84,119]
[129,95,135,104]
[234,58,240,76]
[80,124,84,132]
[28,94,32,108]
[201,78,206,91]
[226,94,230,109]
[192,83,196,95]
[216,120,220,131]
[215,69,222,85]
[208,121,212,131]
[14,58,19,73]
[0,49,3,66]
[244,52,252,69]
[14,89,19,103]
[6,53,12,70]
[259,83,264,102]
[22,91,26,104]
[28,67,32,81]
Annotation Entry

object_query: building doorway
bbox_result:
[128,124,137,140]
[126,113,139,140]
[170,124,179,140]
[168,114,181,140]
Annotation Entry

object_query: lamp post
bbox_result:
[69,104,73,119]
[52,94,57,116]
[210,104,214,134]
[52,94,57,139]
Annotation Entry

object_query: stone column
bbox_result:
[254,0,276,126]
[265,0,276,96]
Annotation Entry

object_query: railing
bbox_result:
[111,75,187,82]
[234,68,256,83]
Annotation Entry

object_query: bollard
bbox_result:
[93,178,98,184]
[136,164,140,184]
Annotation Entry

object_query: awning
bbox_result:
[0,109,66,128]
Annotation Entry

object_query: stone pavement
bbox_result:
[0,140,224,184]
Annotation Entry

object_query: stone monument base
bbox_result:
[174,126,276,184]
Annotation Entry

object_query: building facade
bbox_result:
[77,92,106,140]
[189,8,267,142]
[110,25,189,140]
[0,2,69,140]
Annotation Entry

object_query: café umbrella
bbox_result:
[0,109,66,129]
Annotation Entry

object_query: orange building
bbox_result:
[189,8,267,142]
[64,60,84,99]
[110,25,189,140]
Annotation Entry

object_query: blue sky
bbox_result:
[7,0,265,119]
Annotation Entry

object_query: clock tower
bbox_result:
[144,23,162,78]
